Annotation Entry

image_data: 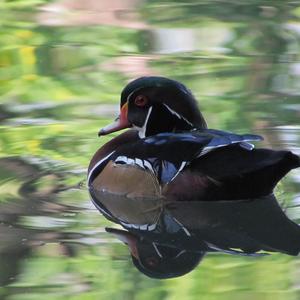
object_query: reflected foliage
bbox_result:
[0,0,300,299]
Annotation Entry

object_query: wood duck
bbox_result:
[88,76,300,277]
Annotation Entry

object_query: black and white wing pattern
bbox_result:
[108,129,263,185]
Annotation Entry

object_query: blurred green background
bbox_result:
[0,0,300,299]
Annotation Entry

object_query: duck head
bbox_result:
[99,77,207,138]
[106,227,205,279]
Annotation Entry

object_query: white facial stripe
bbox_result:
[179,85,189,95]
[173,217,191,236]
[135,106,153,138]
[175,250,186,258]
[152,242,163,258]
[163,103,193,127]
[126,87,144,101]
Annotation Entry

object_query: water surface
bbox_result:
[1,1,300,299]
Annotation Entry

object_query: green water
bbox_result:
[0,0,300,299]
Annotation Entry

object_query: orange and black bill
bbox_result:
[98,102,131,136]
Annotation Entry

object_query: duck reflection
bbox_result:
[89,190,300,279]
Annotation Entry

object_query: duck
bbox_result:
[88,76,300,276]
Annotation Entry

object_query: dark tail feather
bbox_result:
[251,150,300,194]
[193,146,300,199]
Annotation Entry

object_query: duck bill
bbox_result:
[98,102,130,136]
[105,227,139,259]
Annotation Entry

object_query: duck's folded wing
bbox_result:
[116,130,265,185]
[141,130,263,160]
[121,130,299,198]
[188,146,300,199]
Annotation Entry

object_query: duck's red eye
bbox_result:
[134,95,148,107]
